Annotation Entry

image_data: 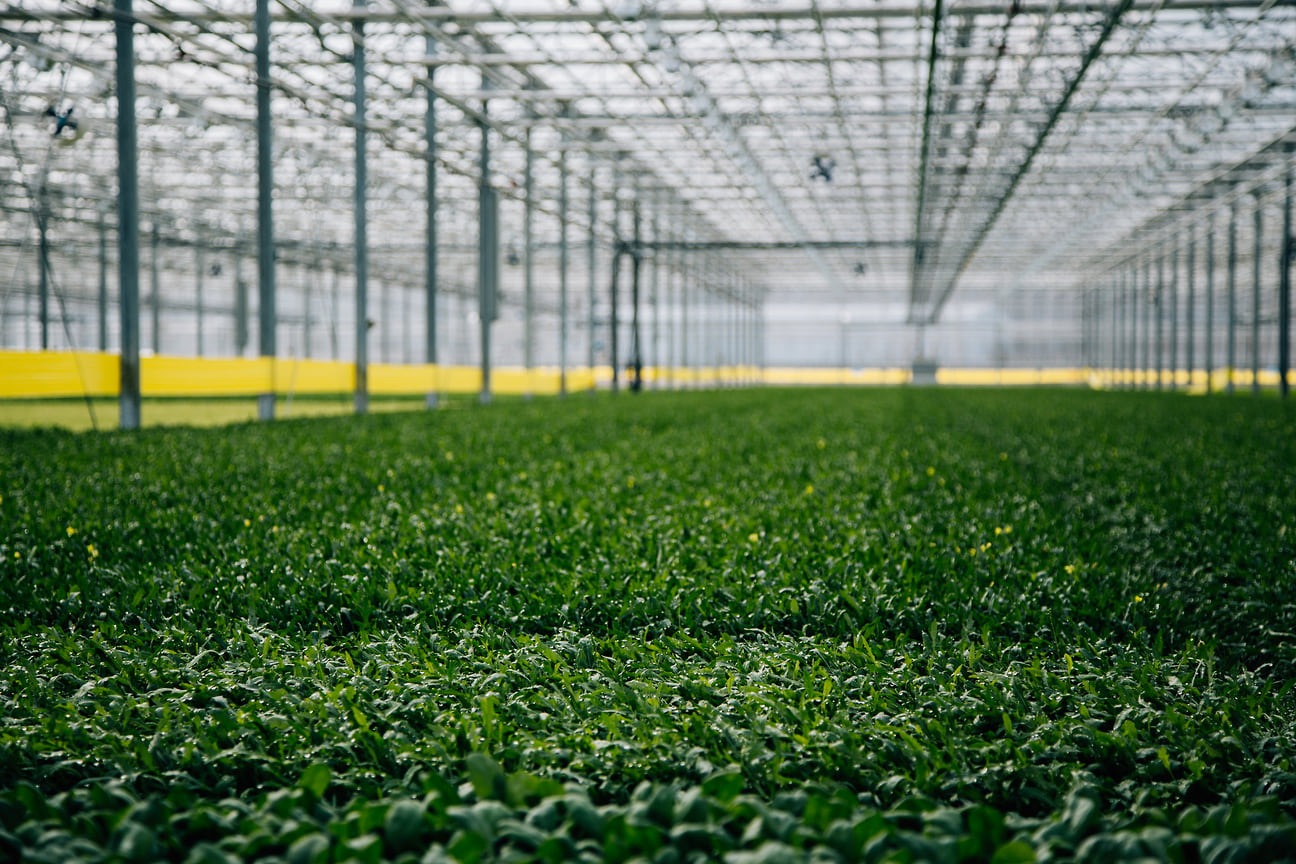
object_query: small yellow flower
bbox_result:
[994,526,1003,536]
[627,477,636,488]
[454,504,464,514]
[66,526,76,537]
[444,451,454,461]
[816,438,826,449]
[377,484,385,493]
[703,498,712,508]
[804,484,814,495]
[486,492,496,502]
[1065,564,1076,575]
[271,525,279,533]
[748,532,760,543]
[13,551,20,560]
[1004,525,1013,534]
[926,467,936,476]
[87,543,99,559]
[243,518,251,527]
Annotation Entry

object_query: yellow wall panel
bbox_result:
[0,350,118,397]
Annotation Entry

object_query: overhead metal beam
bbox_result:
[1,1,1267,24]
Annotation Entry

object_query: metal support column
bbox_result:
[256,0,276,420]
[558,144,569,396]
[37,185,50,350]
[1142,258,1152,391]
[1205,214,1215,394]
[115,0,141,429]
[1281,158,1293,398]
[1252,196,1262,397]
[1168,243,1178,391]
[196,242,205,356]
[523,127,535,389]
[353,0,370,413]
[587,168,597,392]
[630,201,643,393]
[609,193,621,395]
[424,23,438,408]
[477,73,496,404]
[1227,201,1238,394]
[150,222,160,356]
[650,193,660,389]
[1155,254,1164,391]
[1186,232,1195,390]
[98,205,108,352]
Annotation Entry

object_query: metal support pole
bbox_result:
[650,193,660,389]
[1168,242,1178,391]
[115,0,141,429]
[1227,201,1238,394]
[98,206,108,352]
[1186,232,1195,390]
[558,144,568,397]
[234,233,248,356]
[681,224,690,387]
[477,72,496,405]
[609,204,621,395]
[37,185,50,350]
[1155,252,1166,390]
[150,222,161,356]
[1143,258,1152,391]
[256,0,276,420]
[1252,196,1263,397]
[587,169,597,392]
[631,201,643,393]
[523,127,535,388]
[1281,159,1293,398]
[1205,214,1215,394]
[353,1,370,414]
[196,242,205,356]
[424,23,438,409]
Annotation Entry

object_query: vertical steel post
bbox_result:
[609,183,621,395]
[1205,214,1215,394]
[98,205,108,352]
[650,193,660,388]
[150,223,161,356]
[424,23,438,408]
[587,168,597,392]
[196,242,205,356]
[477,73,495,404]
[1186,231,1195,390]
[680,223,690,387]
[631,201,643,392]
[1280,158,1293,398]
[1155,253,1164,391]
[353,0,370,414]
[115,0,141,429]
[1143,258,1152,390]
[1227,201,1238,394]
[37,185,50,350]
[234,233,248,356]
[256,0,276,419]
[1168,244,1178,390]
[523,126,535,386]
[1252,195,1263,397]
[558,144,569,396]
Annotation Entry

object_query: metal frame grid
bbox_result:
[1,1,1293,403]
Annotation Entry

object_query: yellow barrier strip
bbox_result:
[4,351,1290,400]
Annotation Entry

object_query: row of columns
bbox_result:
[1082,168,1294,397]
[110,0,762,428]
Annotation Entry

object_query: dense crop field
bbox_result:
[2,388,1295,863]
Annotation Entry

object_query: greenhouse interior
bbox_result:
[1,0,1292,425]
[6,3,1296,862]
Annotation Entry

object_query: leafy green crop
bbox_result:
[2,388,1294,862]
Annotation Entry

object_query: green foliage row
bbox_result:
[2,388,1294,861]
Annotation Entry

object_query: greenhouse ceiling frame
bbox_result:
[1,0,1294,419]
